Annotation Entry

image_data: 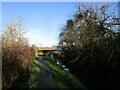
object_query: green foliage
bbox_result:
[44,56,86,88]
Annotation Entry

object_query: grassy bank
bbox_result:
[43,56,86,88]
[28,59,40,88]
[11,58,41,88]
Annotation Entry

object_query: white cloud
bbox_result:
[24,28,59,47]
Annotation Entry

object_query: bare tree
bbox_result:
[59,3,120,89]
[2,18,33,88]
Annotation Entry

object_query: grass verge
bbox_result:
[11,58,41,88]
[28,59,40,88]
[43,56,86,88]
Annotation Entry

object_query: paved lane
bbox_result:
[38,57,56,88]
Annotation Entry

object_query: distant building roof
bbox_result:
[38,47,54,50]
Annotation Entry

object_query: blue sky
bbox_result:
[2,2,78,47]
[2,2,119,47]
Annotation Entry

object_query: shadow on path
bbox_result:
[38,57,56,88]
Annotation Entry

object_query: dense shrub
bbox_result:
[2,20,34,88]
